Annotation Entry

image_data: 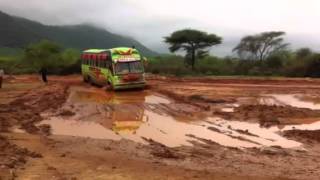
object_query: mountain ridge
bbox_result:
[0,11,157,56]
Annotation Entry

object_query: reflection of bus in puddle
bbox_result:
[110,106,145,134]
[99,91,147,134]
[70,89,150,134]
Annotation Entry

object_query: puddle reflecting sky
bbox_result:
[36,88,317,149]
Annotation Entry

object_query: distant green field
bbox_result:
[0,48,23,56]
[0,56,16,62]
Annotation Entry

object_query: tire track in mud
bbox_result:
[0,83,69,178]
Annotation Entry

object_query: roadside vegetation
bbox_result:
[0,29,319,77]
[0,40,80,74]
[147,50,320,77]
[148,29,320,77]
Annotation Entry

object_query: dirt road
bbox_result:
[1,75,320,180]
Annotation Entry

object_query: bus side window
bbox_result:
[103,55,107,68]
[102,59,106,68]
[82,54,86,64]
[86,54,89,65]
[88,55,93,66]
[91,55,94,67]
[100,55,105,68]
[84,55,88,65]
[95,56,99,67]
[100,59,103,68]
[97,55,100,67]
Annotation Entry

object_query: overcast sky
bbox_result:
[1,0,320,56]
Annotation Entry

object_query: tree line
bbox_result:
[0,29,319,77]
[0,40,81,74]
[157,29,320,77]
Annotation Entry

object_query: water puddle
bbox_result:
[40,118,121,140]
[260,94,320,110]
[38,88,314,149]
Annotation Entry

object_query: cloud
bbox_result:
[1,0,320,56]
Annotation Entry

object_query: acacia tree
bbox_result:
[233,31,289,61]
[24,40,62,70]
[164,29,222,70]
[24,40,80,73]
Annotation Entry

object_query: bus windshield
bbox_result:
[115,61,143,75]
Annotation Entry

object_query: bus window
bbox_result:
[86,54,90,64]
[101,54,107,68]
[90,58,93,66]
[97,55,101,67]
[130,61,143,73]
[91,54,96,66]
[85,54,88,65]
[115,61,143,75]
[99,59,104,68]
[115,63,130,75]
[103,60,107,68]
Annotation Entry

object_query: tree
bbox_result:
[295,47,312,59]
[24,40,62,70]
[164,29,222,70]
[233,31,289,61]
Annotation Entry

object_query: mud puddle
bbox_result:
[260,94,320,110]
[34,88,309,149]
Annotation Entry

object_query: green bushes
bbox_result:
[284,53,320,77]
[147,55,189,76]
[0,40,81,75]
[145,49,320,78]
[1,39,319,78]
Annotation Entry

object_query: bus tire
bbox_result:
[88,76,94,85]
[83,76,88,83]
[105,82,113,91]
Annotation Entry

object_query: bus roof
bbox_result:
[82,47,138,54]
[82,49,108,53]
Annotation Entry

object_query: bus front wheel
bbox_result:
[83,76,88,83]
[105,82,113,91]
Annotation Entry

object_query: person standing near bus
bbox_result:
[39,67,48,84]
[0,69,4,88]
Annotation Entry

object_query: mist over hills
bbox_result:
[1,9,319,58]
[0,11,157,56]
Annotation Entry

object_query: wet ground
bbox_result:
[36,87,307,149]
[2,75,320,179]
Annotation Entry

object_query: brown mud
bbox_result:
[284,129,320,143]
[1,75,320,179]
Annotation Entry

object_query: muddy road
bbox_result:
[2,75,320,179]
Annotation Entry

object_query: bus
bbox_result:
[81,47,146,90]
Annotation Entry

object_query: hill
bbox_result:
[0,11,157,56]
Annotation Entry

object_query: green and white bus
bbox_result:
[81,47,146,90]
